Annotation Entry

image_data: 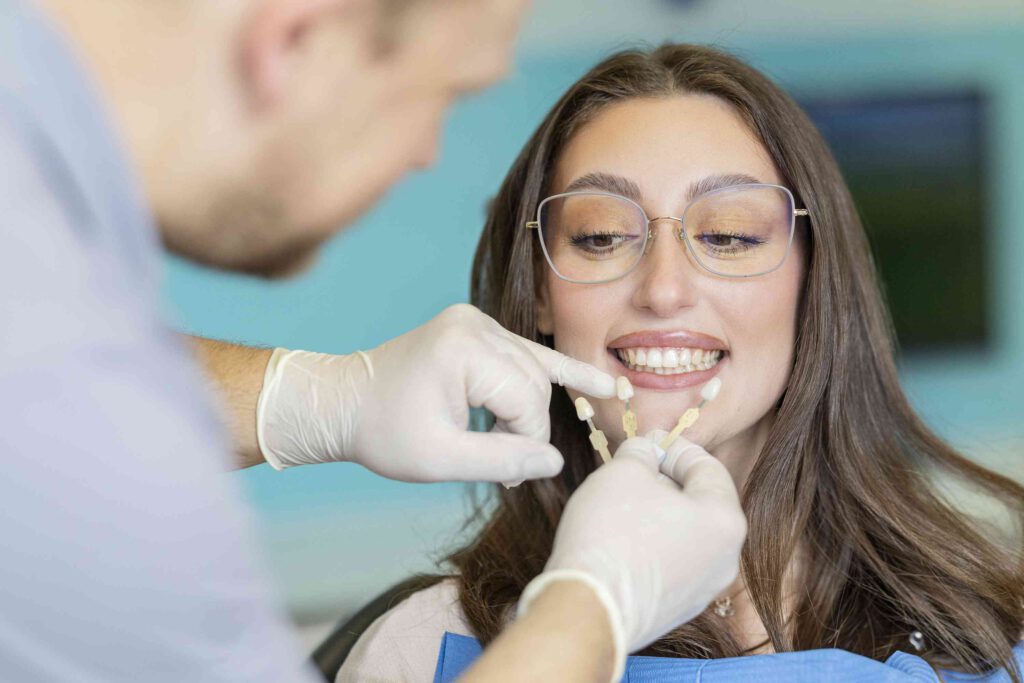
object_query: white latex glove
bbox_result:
[255,304,615,482]
[517,434,746,683]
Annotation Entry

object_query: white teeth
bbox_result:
[614,346,725,376]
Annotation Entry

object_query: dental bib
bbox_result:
[433,632,1024,683]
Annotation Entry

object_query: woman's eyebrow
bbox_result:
[561,171,766,205]
[561,172,643,202]
[687,173,764,200]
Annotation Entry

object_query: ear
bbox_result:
[535,274,555,336]
[241,0,371,108]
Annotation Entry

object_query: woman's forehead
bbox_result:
[550,95,781,199]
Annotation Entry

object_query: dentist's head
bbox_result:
[41,0,530,276]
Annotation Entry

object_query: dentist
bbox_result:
[0,1,746,681]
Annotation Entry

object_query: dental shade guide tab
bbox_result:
[575,396,612,464]
[616,376,638,439]
[589,430,611,464]
[574,396,595,421]
[622,411,638,440]
[659,377,723,451]
[660,409,698,450]
[615,376,634,402]
[700,377,722,404]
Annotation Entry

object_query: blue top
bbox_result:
[0,2,318,680]
[434,632,1024,683]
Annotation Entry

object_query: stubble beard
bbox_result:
[162,187,325,279]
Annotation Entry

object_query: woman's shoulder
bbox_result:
[336,578,472,683]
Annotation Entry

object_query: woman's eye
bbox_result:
[703,234,735,247]
[570,232,633,253]
[586,234,617,248]
[697,231,763,252]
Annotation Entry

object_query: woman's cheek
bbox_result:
[549,297,611,367]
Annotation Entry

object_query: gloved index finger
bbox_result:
[516,335,616,399]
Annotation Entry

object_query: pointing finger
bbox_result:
[516,336,615,398]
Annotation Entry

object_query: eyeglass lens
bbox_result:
[538,185,794,283]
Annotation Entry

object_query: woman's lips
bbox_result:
[607,347,725,391]
[607,329,726,351]
[606,329,728,390]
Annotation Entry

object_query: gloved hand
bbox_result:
[254,304,615,482]
[517,434,746,683]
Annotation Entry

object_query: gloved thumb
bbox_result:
[610,437,660,472]
[659,436,738,505]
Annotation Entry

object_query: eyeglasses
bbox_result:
[526,183,808,284]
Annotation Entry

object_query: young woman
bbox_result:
[337,44,1024,682]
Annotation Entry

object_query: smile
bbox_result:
[613,347,724,375]
[606,329,728,390]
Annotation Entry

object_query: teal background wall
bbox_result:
[164,6,1024,629]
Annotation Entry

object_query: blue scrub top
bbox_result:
[0,2,319,680]
[434,632,1024,683]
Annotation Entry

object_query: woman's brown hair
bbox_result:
[449,44,1024,678]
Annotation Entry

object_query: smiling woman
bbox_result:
[531,94,805,473]
[335,44,1024,683]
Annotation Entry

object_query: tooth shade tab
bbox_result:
[616,376,634,401]
[701,377,722,402]
[574,396,595,421]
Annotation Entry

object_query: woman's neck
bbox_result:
[713,548,804,656]
[705,412,804,655]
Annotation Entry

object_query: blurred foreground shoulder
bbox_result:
[336,578,472,683]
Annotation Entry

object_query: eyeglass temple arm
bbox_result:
[794,209,809,217]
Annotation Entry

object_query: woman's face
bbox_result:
[537,95,805,467]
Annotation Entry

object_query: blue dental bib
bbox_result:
[433,632,1024,683]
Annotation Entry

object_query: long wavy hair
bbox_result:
[446,44,1024,678]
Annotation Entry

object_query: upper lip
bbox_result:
[607,329,728,351]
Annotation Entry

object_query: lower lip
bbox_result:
[608,349,726,391]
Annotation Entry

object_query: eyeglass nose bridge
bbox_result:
[643,215,686,253]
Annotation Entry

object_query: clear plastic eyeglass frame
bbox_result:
[525,183,810,284]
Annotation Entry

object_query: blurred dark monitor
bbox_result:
[800,91,989,354]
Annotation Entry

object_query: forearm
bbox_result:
[459,580,615,683]
[190,336,272,469]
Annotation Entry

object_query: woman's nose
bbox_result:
[631,221,700,317]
